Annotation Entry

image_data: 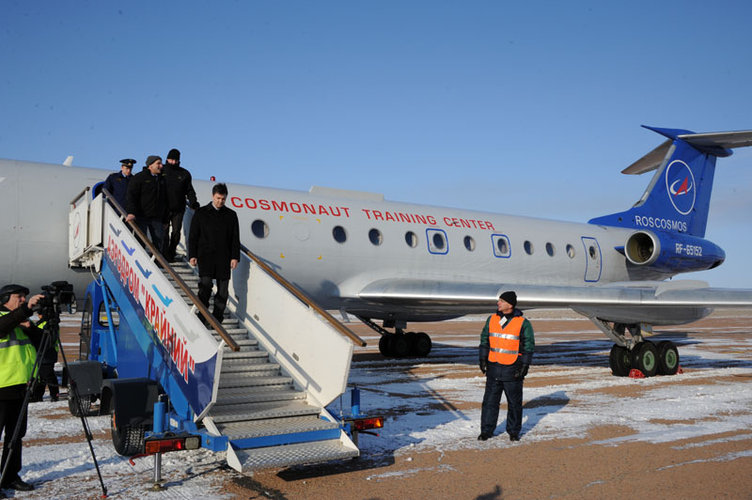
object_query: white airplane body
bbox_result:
[2,125,752,371]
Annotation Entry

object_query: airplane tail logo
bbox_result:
[665,160,696,215]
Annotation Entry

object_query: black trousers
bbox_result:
[198,276,229,322]
[0,398,27,484]
[136,217,166,254]
[164,210,185,261]
[480,363,524,437]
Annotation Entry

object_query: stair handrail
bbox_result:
[239,244,366,347]
[101,188,240,352]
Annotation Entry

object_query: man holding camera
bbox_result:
[0,284,44,492]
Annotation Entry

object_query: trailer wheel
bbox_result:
[111,414,145,456]
[68,393,93,417]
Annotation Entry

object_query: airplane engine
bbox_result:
[624,230,725,273]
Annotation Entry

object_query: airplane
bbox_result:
[2,125,752,378]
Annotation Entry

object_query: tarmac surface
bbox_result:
[18,308,752,499]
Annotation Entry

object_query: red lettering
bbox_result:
[244,198,257,209]
[427,216,437,226]
[230,196,242,208]
[290,202,302,213]
[318,205,329,216]
[485,220,495,230]
[271,200,288,212]
[259,199,271,210]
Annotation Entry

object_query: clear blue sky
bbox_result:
[2,1,751,287]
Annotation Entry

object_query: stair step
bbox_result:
[223,351,268,362]
[221,363,279,376]
[218,374,293,389]
[231,439,358,471]
[209,400,320,423]
[220,339,257,349]
[217,415,337,440]
[214,387,305,407]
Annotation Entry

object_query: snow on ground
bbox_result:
[10,313,752,499]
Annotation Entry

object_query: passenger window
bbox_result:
[426,228,449,255]
[251,220,269,238]
[464,236,475,251]
[405,231,418,248]
[524,240,534,255]
[589,245,597,259]
[369,228,383,246]
[546,242,555,257]
[566,244,576,258]
[492,234,511,258]
[333,225,347,243]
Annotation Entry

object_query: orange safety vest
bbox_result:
[488,315,524,365]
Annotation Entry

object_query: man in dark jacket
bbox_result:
[188,183,240,324]
[125,155,169,252]
[163,148,199,262]
[103,158,136,211]
[0,284,44,492]
[478,291,535,442]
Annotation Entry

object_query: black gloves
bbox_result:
[479,345,489,374]
[514,364,530,380]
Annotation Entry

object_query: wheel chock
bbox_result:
[677,365,684,374]
[628,368,646,379]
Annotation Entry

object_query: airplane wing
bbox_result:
[357,279,752,325]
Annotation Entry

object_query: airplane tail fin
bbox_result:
[589,126,752,237]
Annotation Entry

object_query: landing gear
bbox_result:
[377,331,432,358]
[631,341,658,377]
[591,317,680,377]
[608,345,631,376]
[656,341,680,375]
[360,316,433,358]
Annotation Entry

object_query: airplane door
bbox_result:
[581,237,602,282]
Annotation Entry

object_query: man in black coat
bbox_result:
[188,183,240,324]
[125,155,169,252]
[103,158,136,211]
[163,148,199,262]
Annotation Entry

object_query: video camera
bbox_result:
[34,281,76,316]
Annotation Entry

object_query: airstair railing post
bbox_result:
[150,395,167,491]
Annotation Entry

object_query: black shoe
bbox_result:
[509,433,520,442]
[477,433,492,441]
[51,396,59,402]
[4,478,34,491]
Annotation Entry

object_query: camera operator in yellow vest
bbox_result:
[478,291,535,442]
[0,284,44,492]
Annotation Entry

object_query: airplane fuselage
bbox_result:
[2,159,644,320]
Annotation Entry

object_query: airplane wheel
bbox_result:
[378,335,393,357]
[391,334,410,358]
[413,332,432,357]
[657,341,680,375]
[631,341,658,377]
[609,345,631,376]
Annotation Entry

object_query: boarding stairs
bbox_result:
[68,188,366,471]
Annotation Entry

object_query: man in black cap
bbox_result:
[0,284,44,492]
[163,148,199,262]
[103,158,136,211]
[478,291,535,442]
[125,156,169,252]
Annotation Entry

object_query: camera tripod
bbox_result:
[0,306,108,498]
